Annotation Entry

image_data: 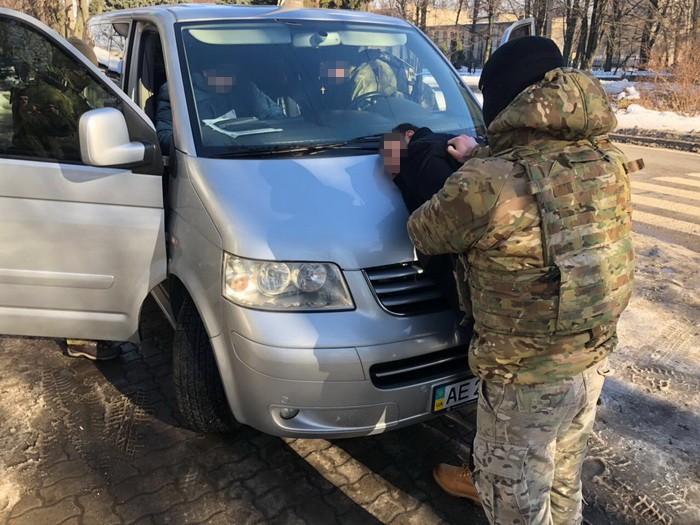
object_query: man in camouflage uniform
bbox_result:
[407,37,638,524]
[350,50,398,101]
[317,50,401,111]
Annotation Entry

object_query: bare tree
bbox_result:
[573,0,590,67]
[532,0,551,36]
[454,0,466,25]
[581,0,608,68]
[604,0,623,70]
[561,0,582,63]
[638,0,672,67]
[0,0,94,37]
[483,0,499,59]
[602,0,646,71]
[414,0,429,31]
[466,0,482,70]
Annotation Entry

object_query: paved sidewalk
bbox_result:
[0,300,485,525]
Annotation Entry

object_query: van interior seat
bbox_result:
[242,51,302,118]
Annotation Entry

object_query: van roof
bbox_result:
[88,4,411,27]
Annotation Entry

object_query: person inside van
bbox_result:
[156,58,285,152]
[318,50,399,110]
[350,49,399,100]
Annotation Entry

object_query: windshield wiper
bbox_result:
[297,134,383,155]
[210,134,382,158]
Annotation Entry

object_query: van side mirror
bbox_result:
[80,107,154,167]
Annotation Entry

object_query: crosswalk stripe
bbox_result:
[634,210,700,236]
[633,195,700,218]
[656,177,700,189]
[634,182,698,201]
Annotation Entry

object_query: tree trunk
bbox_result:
[562,0,580,65]
[455,0,464,26]
[575,0,591,68]
[639,0,659,66]
[533,0,550,37]
[582,0,608,69]
[419,0,427,32]
[604,0,622,71]
[395,0,408,20]
[483,0,495,61]
[467,0,481,71]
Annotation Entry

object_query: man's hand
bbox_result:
[447,135,478,164]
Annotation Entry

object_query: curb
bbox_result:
[610,132,700,153]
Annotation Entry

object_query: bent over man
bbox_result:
[407,37,639,524]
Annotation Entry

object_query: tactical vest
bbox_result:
[469,138,637,337]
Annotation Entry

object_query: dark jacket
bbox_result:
[392,127,462,213]
[156,74,284,153]
[393,127,464,312]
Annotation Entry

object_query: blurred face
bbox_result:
[203,66,238,93]
[381,132,408,176]
[320,60,351,85]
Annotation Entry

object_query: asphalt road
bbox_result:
[620,144,700,252]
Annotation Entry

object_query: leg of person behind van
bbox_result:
[66,339,137,360]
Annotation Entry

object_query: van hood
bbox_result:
[183,154,415,270]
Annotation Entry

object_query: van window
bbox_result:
[85,22,128,86]
[174,20,484,158]
[0,17,121,162]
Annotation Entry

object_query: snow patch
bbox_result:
[615,104,700,133]
[616,86,640,100]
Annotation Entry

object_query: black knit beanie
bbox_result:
[479,36,565,127]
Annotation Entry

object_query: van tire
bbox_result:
[172,298,236,433]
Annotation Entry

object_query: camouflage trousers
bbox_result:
[472,358,610,525]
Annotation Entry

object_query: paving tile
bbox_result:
[10,497,80,525]
[115,484,183,523]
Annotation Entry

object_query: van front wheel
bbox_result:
[172,298,237,433]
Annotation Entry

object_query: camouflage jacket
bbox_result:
[350,57,398,100]
[407,68,635,384]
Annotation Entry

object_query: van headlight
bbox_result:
[223,253,354,311]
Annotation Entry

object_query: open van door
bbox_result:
[0,9,166,342]
[501,18,535,46]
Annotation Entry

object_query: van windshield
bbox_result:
[177,19,484,157]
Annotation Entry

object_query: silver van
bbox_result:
[0,6,530,437]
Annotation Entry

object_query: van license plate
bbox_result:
[432,376,480,413]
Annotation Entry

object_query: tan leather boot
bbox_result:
[433,463,482,505]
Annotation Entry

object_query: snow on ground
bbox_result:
[457,70,700,134]
[609,101,700,134]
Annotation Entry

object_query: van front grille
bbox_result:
[370,345,471,389]
[364,262,448,316]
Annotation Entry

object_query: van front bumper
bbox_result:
[212,289,474,438]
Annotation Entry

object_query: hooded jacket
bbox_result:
[407,68,635,384]
[393,127,463,214]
